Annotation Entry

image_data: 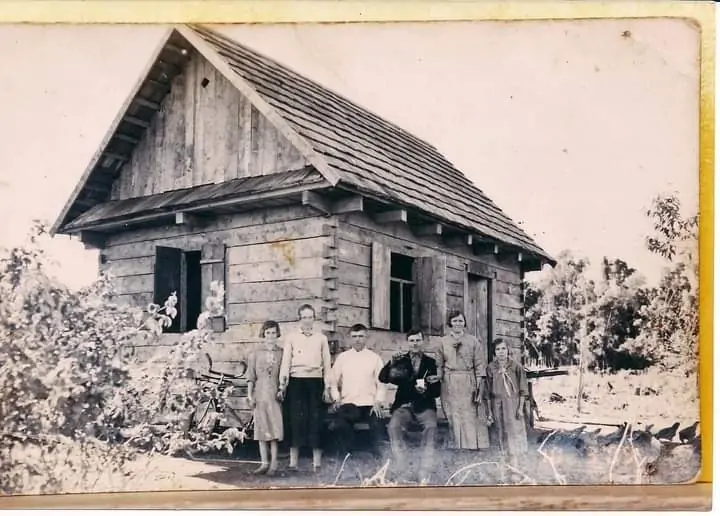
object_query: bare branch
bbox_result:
[536,429,567,485]
[332,452,351,486]
[608,423,632,483]
[360,459,394,487]
[445,461,501,486]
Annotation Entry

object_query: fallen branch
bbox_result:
[455,470,473,486]
[333,453,351,486]
[537,417,625,428]
[538,428,558,451]
[445,460,536,486]
[536,429,567,485]
[504,462,537,485]
[628,437,648,485]
[445,461,500,486]
[360,459,393,487]
[608,423,632,483]
[183,449,262,465]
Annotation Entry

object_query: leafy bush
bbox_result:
[0,222,243,495]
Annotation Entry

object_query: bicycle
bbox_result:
[184,352,254,440]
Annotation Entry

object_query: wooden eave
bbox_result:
[63,168,329,234]
[52,28,183,235]
[320,185,555,272]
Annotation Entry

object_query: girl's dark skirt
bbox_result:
[284,377,325,449]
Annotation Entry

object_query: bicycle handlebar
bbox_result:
[200,352,248,380]
[197,371,245,384]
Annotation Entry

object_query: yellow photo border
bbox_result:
[0,0,713,510]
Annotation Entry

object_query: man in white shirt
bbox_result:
[330,323,386,458]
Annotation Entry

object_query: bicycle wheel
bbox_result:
[185,400,216,435]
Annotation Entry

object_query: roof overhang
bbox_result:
[62,168,328,235]
[331,181,556,270]
[51,27,180,236]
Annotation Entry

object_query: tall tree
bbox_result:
[524,250,597,367]
[634,194,699,371]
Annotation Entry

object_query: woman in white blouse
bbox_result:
[278,304,332,472]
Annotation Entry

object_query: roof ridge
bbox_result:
[189,27,534,236]
[187,24,551,261]
[188,26,544,246]
[188,24,442,155]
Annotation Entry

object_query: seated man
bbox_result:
[329,324,386,458]
[378,328,441,484]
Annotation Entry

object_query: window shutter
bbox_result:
[415,255,447,336]
[371,242,391,330]
[201,243,227,332]
[154,246,183,333]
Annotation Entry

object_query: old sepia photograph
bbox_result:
[0,18,703,496]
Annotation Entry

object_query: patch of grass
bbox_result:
[532,366,699,429]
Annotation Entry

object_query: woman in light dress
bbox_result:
[437,310,491,450]
[246,320,285,476]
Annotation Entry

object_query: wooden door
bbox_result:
[466,274,490,362]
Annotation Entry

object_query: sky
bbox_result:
[0,19,701,288]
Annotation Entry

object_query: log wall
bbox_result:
[333,212,524,363]
[101,205,333,370]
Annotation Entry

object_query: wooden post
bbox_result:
[576,287,589,414]
[175,212,201,226]
[413,223,443,237]
[576,323,586,414]
[375,209,408,224]
[332,195,364,214]
[79,231,106,250]
[301,190,331,214]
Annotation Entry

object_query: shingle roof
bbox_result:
[53,24,553,264]
[190,25,552,262]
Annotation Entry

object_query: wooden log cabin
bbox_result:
[52,24,555,426]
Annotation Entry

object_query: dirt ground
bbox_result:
[64,366,702,494]
[105,432,698,494]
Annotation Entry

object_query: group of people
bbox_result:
[244,304,530,482]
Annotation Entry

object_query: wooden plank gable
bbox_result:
[111,50,309,201]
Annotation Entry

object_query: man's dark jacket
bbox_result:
[378,353,441,413]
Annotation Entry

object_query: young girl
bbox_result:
[246,320,285,476]
[278,304,332,472]
[485,338,529,468]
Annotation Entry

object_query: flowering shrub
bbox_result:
[115,280,248,457]
[0,222,244,495]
